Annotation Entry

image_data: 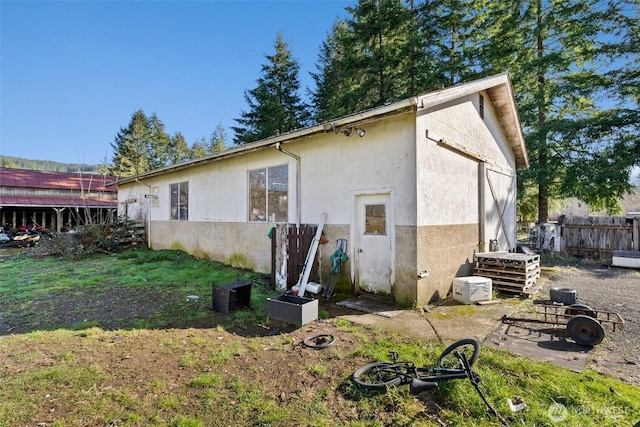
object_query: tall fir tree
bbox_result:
[210,123,228,153]
[167,132,191,164]
[420,0,483,85]
[148,113,172,169]
[474,0,639,220]
[311,0,639,221]
[232,33,310,144]
[109,110,173,177]
[310,0,463,121]
[109,110,153,177]
[311,0,419,120]
[190,137,209,159]
[310,21,354,121]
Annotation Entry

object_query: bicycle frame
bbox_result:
[351,339,510,426]
[352,339,480,393]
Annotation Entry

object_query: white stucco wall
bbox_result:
[294,114,417,227]
[415,91,518,250]
[118,113,417,227]
[116,113,418,275]
[116,86,522,305]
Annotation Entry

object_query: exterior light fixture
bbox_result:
[341,127,366,137]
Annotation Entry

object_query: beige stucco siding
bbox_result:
[117,112,419,279]
[411,92,518,304]
[115,77,524,308]
[151,220,273,271]
[416,223,478,304]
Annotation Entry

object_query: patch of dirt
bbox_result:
[0,320,384,425]
[1,261,638,425]
[0,283,398,424]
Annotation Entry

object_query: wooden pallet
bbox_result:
[474,252,540,295]
[474,267,539,283]
[492,279,544,296]
[474,252,540,268]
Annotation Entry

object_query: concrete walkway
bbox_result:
[336,297,522,345]
[333,274,591,373]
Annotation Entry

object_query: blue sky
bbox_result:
[0,0,353,165]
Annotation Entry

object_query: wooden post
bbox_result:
[634,217,638,252]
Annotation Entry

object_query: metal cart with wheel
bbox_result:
[502,304,625,346]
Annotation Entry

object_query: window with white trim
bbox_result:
[170,181,188,220]
[249,165,288,222]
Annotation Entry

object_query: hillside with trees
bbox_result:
[0,155,103,173]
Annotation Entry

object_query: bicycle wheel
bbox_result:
[437,339,480,369]
[352,362,403,390]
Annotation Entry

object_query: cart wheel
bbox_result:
[567,315,605,346]
[550,287,577,305]
[565,304,597,319]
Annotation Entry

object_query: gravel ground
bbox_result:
[541,262,640,386]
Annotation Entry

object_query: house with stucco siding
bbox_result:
[113,73,528,307]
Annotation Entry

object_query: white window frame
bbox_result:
[248,165,288,223]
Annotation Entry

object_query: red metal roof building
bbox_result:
[0,168,118,232]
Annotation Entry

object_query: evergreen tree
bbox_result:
[417,0,483,86]
[312,0,417,119]
[232,33,311,144]
[310,0,454,121]
[167,132,191,164]
[148,113,172,169]
[109,110,172,177]
[109,110,153,177]
[474,0,639,220]
[210,123,228,153]
[311,0,639,221]
[190,136,209,159]
[310,21,361,121]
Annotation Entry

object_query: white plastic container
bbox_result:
[452,276,492,305]
[291,282,323,295]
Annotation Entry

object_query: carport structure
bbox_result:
[0,168,118,232]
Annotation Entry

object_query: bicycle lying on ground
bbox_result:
[352,338,510,426]
[352,338,480,393]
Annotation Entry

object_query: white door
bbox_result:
[485,168,516,251]
[354,193,393,295]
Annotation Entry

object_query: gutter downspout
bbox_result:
[478,162,486,252]
[135,178,152,249]
[275,142,301,228]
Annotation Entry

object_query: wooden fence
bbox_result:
[270,224,319,291]
[526,216,639,260]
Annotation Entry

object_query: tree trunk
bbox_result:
[536,0,549,223]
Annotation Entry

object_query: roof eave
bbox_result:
[417,73,529,171]
[112,98,419,186]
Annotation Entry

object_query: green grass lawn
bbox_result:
[0,248,638,426]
